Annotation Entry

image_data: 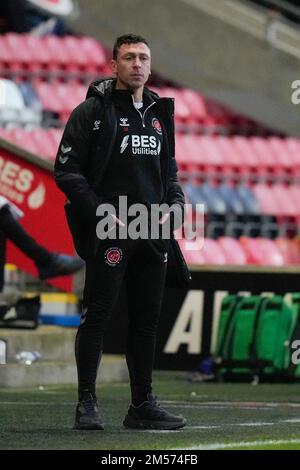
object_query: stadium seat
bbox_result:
[252,184,283,216]
[214,136,246,178]
[249,137,277,169]
[182,182,207,213]
[48,128,63,151]
[218,237,247,265]
[199,183,227,215]
[43,35,76,74]
[2,33,33,73]
[231,136,261,179]
[29,129,57,160]
[79,37,107,73]
[18,81,42,111]
[271,184,298,217]
[268,137,295,178]
[240,237,285,266]
[178,239,205,264]
[7,128,39,155]
[33,80,64,114]
[0,35,12,72]
[216,183,245,215]
[235,184,261,215]
[22,34,52,74]
[201,238,227,264]
[181,88,210,125]
[285,138,300,170]
[275,238,300,265]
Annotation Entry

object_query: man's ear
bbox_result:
[111,59,117,75]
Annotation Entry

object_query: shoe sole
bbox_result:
[73,423,104,431]
[123,415,186,430]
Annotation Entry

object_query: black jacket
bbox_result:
[54,78,185,225]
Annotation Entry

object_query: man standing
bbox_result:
[54,34,186,430]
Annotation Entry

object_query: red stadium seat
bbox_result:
[271,184,298,217]
[240,237,284,266]
[63,36,91,71]
[288,185,300,217]
[48,128,63,151]
[252,184,282,216]
[218,237,247,265]
[22,34,51,73]
[7,128,39,155]
[43,35,76,73]
[268,137,294,171]
[178,239,205,264]
[201,238,227,264]
[181,88,209,124]
[275,238,300,265]
[249,137,276,168]
[2,33,33,73]
[231,136,261,178]
[285,138,300,174]
[29,128,57,160]
[0,35,11,71]
[33,80,64,114]
[79,37,107,73]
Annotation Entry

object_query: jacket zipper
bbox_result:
[132,96,155,127]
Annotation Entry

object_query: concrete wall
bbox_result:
[71,0,300,136]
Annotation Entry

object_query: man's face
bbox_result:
[111,42,151,91]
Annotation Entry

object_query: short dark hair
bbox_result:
[113,34,149,59]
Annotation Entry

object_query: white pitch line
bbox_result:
[176,438,300,450]
[167,404,272,410]
[0,402,72,405]
[281,418,300,423]
[186,422,274,430]
[162,400,300,409]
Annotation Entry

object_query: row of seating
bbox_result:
[1,126,299,181]
[0,33,109,76]
[30,81,258,129]
[0,127,62,159]
[1,76,260,132]
[151,87,258,131]
[177,135,300,181]
[178,236,300,266]
[184,180,300,218]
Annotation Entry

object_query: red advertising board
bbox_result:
[0,142,77,291]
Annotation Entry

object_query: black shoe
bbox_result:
[74,393,104,430]
[123,394,186,430]
[37,253,84,280]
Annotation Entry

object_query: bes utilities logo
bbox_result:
[120,135,161,156]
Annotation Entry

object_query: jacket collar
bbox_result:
[86,77,161,103]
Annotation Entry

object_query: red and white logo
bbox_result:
[152,118,162,135]
[104,247,123,266]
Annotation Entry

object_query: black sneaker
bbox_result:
[123,394,186,430]
[74,393,104,430]
[37,253,84,280]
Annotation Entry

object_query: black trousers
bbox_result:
[0,206,51,265]
[75,236,168,404]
